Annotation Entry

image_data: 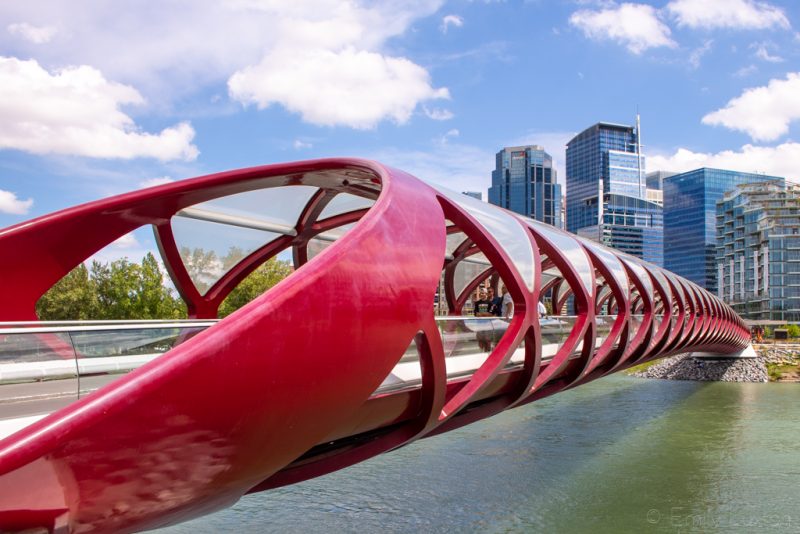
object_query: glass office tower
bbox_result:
[664,167,784,293]
[566,120,663,266]
[717,181,800,321]
[488,145,562,228]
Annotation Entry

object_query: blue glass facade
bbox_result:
[577,194,663,266]
[566,122,645,232]
[566,122,661,265]
[664,168,784,293]
[488,145,562,228]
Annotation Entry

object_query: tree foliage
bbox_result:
[35,263,98,320]
[36,249,292,320]
[37,253,187,320]
[219,257,293,317]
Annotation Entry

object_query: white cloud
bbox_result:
[87,230,159,265]
[0,2,449,130]
[733,64,758,77]
[689,39,713,69]
[111,232,140,249]
[440,14,463,33]
[666,0,790,30]
[139,176,174,188]
[0,57,198,160]
[293,139,312,150]
[7,22,56,44]
[435,128,460,144]
[229,46,449,129]
[752,42,783,63]
[0,189,32,214]
[372,142,493,194]
[649,141,800,182]
[424,106,455,120]
[702,72,800,142]
[569,3,676,55]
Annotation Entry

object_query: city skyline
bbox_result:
[0,0,798,264]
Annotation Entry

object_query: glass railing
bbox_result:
[0,320,214,438]
[0,314,652,437]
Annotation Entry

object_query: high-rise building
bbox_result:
[716,181,800,321]
[565,120,663,265]
[462,191,482,201]
[488,145,562,228]
[663,167,784,293]
[646,170,674,191]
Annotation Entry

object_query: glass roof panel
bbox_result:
[454,260,490,300]
[171,215,280,295]
[526,220,594,294]
[318,193,375,220]
[431,185,536,291]
[620,257,653,296]
[193,185,319,229]
[578,238,629,299]
[462,251,490,267]
[649,268,672,312]
[446,232,468,257]
[307,223,357,261]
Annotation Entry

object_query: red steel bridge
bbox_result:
[0,159,749,533]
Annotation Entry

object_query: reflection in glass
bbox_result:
[172,216,280,294]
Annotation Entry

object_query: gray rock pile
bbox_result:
[756,344,800,364]
[632,355,768,383]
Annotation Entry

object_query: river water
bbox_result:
[160,375,800,533]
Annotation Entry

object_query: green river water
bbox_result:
[161,375,800,533]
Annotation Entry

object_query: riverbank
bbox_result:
[631,354,768,382]
[755,343,800,382]
[629,343,800,383]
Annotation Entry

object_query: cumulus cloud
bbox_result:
[139,176,174,188]
[0,2,449,130]
[229,46,449,129]
[293,139,312,150]
[569,3,676,54]
[440,14,463,33]
[702,72,800,142]
[0,189,33,214]
[649,141,800,182]
[0,57,198,160]
[666,0,790,30]
[111,232,140,249]
[7,22,56,44]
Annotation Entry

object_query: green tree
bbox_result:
[37,254,187,320]
[218,258,293,317]
[36,263,98,320]
[91,258,142,319]
[786,324,800,338]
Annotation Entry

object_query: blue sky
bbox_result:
[0,0,798,260]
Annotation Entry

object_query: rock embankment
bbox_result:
[632,355,768,383]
